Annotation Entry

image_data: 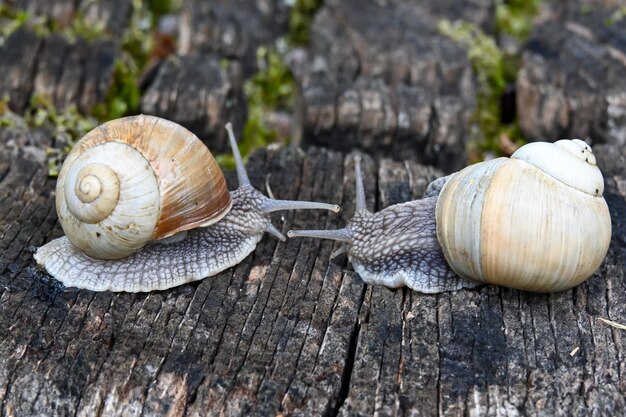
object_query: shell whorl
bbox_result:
[58,141,161,259]
[56,115,232,260]
[67,163,120,223]
[511,139,604,196]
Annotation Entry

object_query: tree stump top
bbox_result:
[1,135,626,416]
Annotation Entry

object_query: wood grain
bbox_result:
[1,130,625,416]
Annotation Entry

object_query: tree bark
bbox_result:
[290,0,493,172]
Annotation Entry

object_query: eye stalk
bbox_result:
[225,123,341,242]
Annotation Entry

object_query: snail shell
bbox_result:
[435,139,611,292]
[57,114,232,259]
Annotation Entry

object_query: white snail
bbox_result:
[288,139,612,293]
[34,115,340,292]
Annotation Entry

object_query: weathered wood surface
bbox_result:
[0,0,130,116]
[143,0,291,149]
[0,28,118,114]
[1,0,626,415]
[140,55,246,153]
[290,0,494,172]
[1,126,626,416]
[517,1,626,145]
[0,0,289,151]
[177,0,289,76]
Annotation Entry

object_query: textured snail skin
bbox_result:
[35,186,275,292]
[344,199,478,293]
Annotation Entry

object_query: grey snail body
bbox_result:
[288,140,612,293]
[35,116,340,292]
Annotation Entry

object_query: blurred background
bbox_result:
[0,0,624,174]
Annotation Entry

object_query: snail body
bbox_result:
[288,140,612,293]
[35,115,340,292]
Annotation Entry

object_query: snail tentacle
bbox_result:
[288,157,478,293]
[353,156,368,213]
[225,122,251,188]
[287,228,353,242]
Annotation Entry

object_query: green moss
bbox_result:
[89,0,159,121]
[20,94,98,176]
[0,95,20,127]
[246,47,295,111]
[495,0,541,41]
[439,20,507,93]
[92,0,180,120]
[218,46,296,170]
[439,2,542,159]
[606,7,626,26]
[287,0,323,46]
[92,57,141,121]
[58,11,107,43]
[122,0,155,69]
[0,5,49,41]
[439,20,526,160]
[147,0,180,26]
[0,3,110,43]
[0,1,181,176]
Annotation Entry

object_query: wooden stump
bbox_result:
[140,55,247,153]
[290,0,493,172]
[1,1,626,415]
[1,128,626,416]
[517,3,626,145]
[177,0,289,76]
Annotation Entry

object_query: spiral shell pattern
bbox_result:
[56,115,232,260]
[66,163,119,223]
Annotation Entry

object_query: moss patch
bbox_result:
[218,45,296,169]
[24,94,98,176]
[92,0,174,120]
[439,0,541,161]
[439,20,515,159]
[495,0,541,41]
[606,7,626,26]
[0,0,180,175]
[224,0,324,167]
[287,0,323,46]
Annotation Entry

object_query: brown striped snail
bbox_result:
[288,140,612,293]
[35,115,340,292]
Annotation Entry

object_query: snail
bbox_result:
[34,115,340,292]
[288,140,612,293]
